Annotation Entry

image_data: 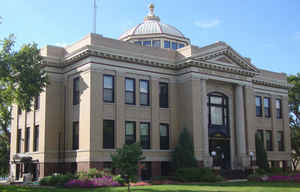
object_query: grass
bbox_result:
[1,182,300,192]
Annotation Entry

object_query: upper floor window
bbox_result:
[152,40,161,48]
[140,80,150,106]
[140,122,150,149]
[103,120,114,149]
[277,131,284,151]
[159,82,168,108]
[178,44,185,49]
[135,41,142,46]
[276,99,282,119]
[25,127,30,152]
[143,41,151,47]
[264,97,271,118]
[164,41,170,49]
[160,124,169,150]
[208,93,228,127]
[125,121,136,145]
[72,122,79,150]
[73,77,80,105]
[265,130,273,151]
[33,125,39,152]
[103,75,114,103]
[256,129,264,144]
[256,96,262,117]
[171,42,178,50]
[34,95,40,110]
[125,78,135,105]
[17,106,22,115]
[17,129,21,153]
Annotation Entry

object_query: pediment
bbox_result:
[189,42,259,73]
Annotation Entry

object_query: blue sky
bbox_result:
[0,0,299,75]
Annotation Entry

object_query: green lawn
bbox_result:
[1,182,300,192]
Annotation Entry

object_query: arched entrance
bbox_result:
[207,92,231,169]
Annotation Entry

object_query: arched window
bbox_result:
[208,92,229,129]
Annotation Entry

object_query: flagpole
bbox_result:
[93,0,97,33]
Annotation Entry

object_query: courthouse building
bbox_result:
[10,4,291,180]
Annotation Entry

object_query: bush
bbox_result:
[65,176,121,188]
[112,175,125,185]
[39,174,75,186]
[175,168,223,182]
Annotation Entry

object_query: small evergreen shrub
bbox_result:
[255,133,268,171]
[39,174,75,186]
[175,168,223,182]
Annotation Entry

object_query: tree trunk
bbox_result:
[128,183,130,192]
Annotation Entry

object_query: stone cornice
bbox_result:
[41,46,290,90]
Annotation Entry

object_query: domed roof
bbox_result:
[119,4,187,40]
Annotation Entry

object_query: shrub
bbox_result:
[113,175,125,185]
[39,174,75,186]
[175,167,223,182]
[255,133,268,171]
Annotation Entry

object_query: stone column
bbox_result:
[116,72,125,148]
[199,79,211,167]
[151,78,160,150]
[235,84,248,168]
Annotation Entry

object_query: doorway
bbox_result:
[209,138,231,169]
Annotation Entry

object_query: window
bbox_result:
[140,122,150,149]
[17,129,21,153]
[103,75,114,103]
[277,131,284,151]
[171,42,178,50]
[160,124,169,150]
[18,106,22,115]
[159,82,168,108]
[34,95,40,110]
[72,122,79,150]
[276,99,282,119]
[264,97,271,118]
[256,96,262,117]
[141,162,152,180]
[161,162,171,176]
[103,120,114,149]
[125,78,135,105]
[140,80,150,106]
[164,40,170,48]
[135,41,142,46]
[143,41,151,47]
[25,127,30,152]
[178,44,185,48]
[125,121,136,145]
[73,77,80,105]
[266,130,273,151]
[257,129,264,144]
[152,40,161,48]
[33,125,39,152]
[208,93,228,127]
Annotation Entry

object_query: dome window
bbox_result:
[178,44,185,49]
[135,41,142,46]
[171,42,178,50]
[152,40,161,48]
[164,40,170,48]
[143,41,151,47]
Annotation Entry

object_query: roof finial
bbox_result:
[149,3,155,16]
[144,3,160,21]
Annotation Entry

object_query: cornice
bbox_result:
[41,46,290,90]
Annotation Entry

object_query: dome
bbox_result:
[119,4,190,49]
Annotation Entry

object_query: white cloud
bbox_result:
[194,19,221,29]
[54,42,68,47]
[296,32,300,40]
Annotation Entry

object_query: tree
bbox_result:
[0,34,48,175]
[255,132,268,170]
[111,143,145,192]
[172,128,197,169]
[288,74,300,171]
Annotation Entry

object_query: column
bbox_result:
[116,72,125,148]
[151,78,160,150]
[200,79,211,166]
[235,84,248,168]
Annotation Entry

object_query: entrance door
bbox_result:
[209,138,231,169]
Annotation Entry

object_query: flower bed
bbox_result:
[267,174,300,182]
[64,176,121,188]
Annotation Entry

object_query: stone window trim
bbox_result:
[103,74,115,103]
